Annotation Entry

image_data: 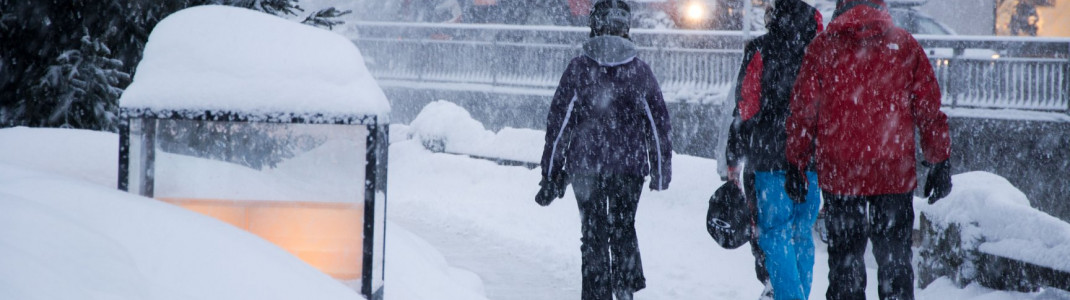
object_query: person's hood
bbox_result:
[583,35,637,67]
[827,0,894,41]
[766,0,822,44]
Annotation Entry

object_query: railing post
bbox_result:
[416,40,426,82]
[491,38,499,86]
[117,115,130,191]
[949,46,965,109]
[1065,42,1070,115]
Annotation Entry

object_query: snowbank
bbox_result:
[408,100,543,163]
[0,127,117,187]
[120,5,389,119]
[0,127,489,300]
[0,164,359,300]
[920,171,1070,272]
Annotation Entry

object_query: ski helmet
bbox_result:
[707,181,749,249]
[589,0,631,37]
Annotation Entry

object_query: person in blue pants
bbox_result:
[754,170,821,299]
[725,1,824,299]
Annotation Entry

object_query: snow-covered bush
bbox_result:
[407,101,544,164]
[408,100,494,154]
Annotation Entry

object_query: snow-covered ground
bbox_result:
[0,127,486,300]
[3,102,1069,299]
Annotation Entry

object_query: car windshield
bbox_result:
[889,8,953,35]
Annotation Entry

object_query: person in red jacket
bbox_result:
[784,0,952,299]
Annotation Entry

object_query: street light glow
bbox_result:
[685,2,707,22]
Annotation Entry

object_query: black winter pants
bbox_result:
[572,174,646,300]
[824,192,915,300]
[745,170,770,285]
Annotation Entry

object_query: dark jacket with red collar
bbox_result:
[726,0,823,172]
[786,0,951,196]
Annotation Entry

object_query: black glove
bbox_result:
[535,172,568,206]
[785,165,807,204]
[923,160,952,204]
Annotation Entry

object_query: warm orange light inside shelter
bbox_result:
[160,198,364,280]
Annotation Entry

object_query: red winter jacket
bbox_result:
[785,1,950,196]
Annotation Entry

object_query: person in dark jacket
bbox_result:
[536,1,672,299]
[726,1,824,299]
[785,0,952,299]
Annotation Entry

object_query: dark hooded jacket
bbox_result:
[540,35,673,190]
[786,0,950,196]
[726,0,823,172]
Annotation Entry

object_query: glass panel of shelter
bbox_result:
[128,117,369,282]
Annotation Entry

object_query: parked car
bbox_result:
[887,2,1001,60]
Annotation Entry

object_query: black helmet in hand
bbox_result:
[707,181,749,249]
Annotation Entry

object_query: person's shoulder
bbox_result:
[883,27,928,58]
[564,56,596,74]
[569,55,592,66]
[744,35,768,52]
[631,57,650,68]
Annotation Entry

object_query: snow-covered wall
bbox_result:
[120,5,389,119]
[918,172,1070,291]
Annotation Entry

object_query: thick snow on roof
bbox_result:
[120,5,389,119]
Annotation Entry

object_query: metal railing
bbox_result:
[351,22,1070,113]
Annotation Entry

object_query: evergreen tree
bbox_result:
[0,0,351,132]
[23,29,129,130]
[1,0,129,131]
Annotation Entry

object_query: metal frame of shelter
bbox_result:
[117,107,388,300]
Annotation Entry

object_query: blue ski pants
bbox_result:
[755,171,821,300]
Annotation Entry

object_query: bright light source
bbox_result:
[685,2,707,22]
[991,53,1001,60]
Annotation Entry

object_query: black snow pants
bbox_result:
[745,170,770,285]
[824,192,915,300]
[572,174,646,300]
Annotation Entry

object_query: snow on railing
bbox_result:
[350,22,1070,113]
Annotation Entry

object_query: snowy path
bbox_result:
[386,137,1064,299]
[394,215,580,299]
[387,140,809,299]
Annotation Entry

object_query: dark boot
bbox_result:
[758,280,774,300]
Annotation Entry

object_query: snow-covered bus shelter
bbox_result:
[116,6,390,299]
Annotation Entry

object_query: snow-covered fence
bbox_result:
[351,21,743,104]
[919,35,1070,112]
[351,22,1070,113]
